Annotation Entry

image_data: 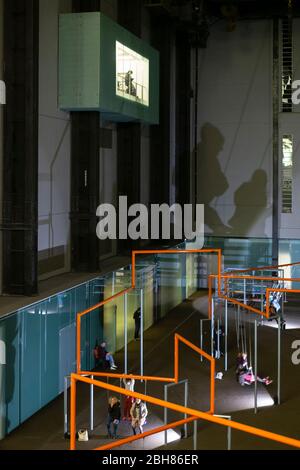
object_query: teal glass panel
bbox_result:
[205,236,273,269]
[186,252,198,298]
[158,252,184,318]
[59,290,73,329]
[279,239,300,288]
[41,298,60,406]
[20,305,42,423]
[75,284,90,371]
[88,278,104,370]
[0,313,20,434]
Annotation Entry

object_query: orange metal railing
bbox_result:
[76,249,222,374]
[71,249,300,451]
[95,416,197,451]
[70,373,300,450]
[225,260,300,275]
[78,333,215,414]
[208,272,300,319]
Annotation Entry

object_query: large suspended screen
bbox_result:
[116,41,149,107]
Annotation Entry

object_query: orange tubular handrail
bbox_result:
[208,272,300,319]
[175,333,215,414]
[81,333,215,412]
[95,416,198,451]
[76,287,132,373]
[70,248,300,451]
[76,248,222,374]
[226,260,300,275]
[70,374,300,450]
[131,249,222,295]
[79,371,175,382]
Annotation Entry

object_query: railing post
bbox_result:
[124,293,128,375]
[164,384,168,445]
[184,381,188,438]
[140,288,144,378]
[70,376,77,451]
[112,272,115,296]
[225,299,228,371]
[277,315,281,405]
[200,319,203,362]
[211,297,214,357]
[64,376,69,436]
[227,424,232,450]
[217,318,220,359]
[193,420,197,450]
[254,319,258,414]
[90,375,94,432]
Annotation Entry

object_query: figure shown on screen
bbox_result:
[125,70,137,96]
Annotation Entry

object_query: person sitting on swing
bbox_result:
[236,353,272,386]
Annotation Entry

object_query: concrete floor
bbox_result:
[0,291,299,450]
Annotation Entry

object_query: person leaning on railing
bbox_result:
[123,377,135,421]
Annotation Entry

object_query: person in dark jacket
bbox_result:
[99,341,117,370]
[107,396,121,439]
[133,307,141,340]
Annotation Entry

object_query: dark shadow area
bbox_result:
[197,123,230,235]
[228,169,269,237]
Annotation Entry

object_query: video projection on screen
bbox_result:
[116,41,149,107]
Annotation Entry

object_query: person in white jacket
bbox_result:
[130,398,148,435]
[123,378,135,420]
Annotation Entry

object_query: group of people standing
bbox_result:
[107,378,148,439]
[92,306,144,439]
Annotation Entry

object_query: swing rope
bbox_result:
[248,319,253,368]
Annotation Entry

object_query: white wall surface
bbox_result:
[196,20,273,238]
[279,18,300,239]
[38,0,72,277]
[0,0,3,293]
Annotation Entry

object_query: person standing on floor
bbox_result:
[107,397,121,439]
[133,307,141,341]
[123,377,135,421]
[130,398,148,435]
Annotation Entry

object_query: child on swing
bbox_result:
[236,353,273,386]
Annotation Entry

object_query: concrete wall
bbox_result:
[0,0,4,435]
[196,20,273,238]
[38,0,72,279]
[279,18,300,240]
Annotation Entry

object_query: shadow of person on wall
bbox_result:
[228,169,269,237]
[197,123,230,234]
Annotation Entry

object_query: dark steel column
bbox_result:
[150,16,172,207]
[70,0,101,272]
[272,18,279,266]
[72,0,101,12]
[117,0,142,254]
[2,0,39,295]
[70,113,100,272]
